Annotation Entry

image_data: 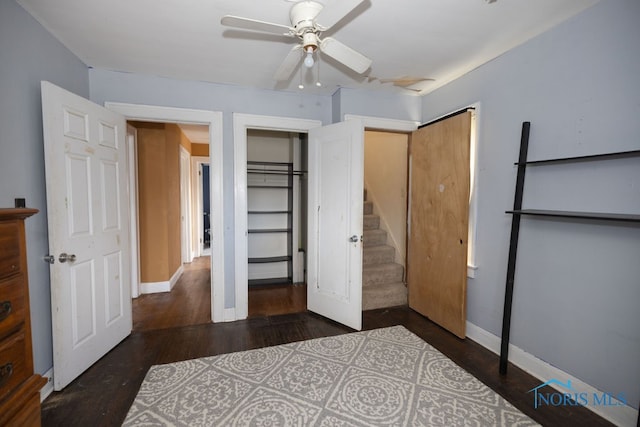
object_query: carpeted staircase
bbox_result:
[362,192,407,310]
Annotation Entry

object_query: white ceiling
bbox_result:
[178,124,209,144]
[18,0,598,96]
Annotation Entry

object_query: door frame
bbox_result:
[126,125,141,298]
[191,156,210,258]
[348,110,480,279]
[179,145,192,264]
[104,102,225,322]
[233,114,321,321]
[233,114,418,321]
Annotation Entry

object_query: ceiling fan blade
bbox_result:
[320,37,372,74]
[315,0,366,31]
[221,15,293,35]
[274,45,303,81]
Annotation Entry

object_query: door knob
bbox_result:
[43,255,55,264]
[349,235,359,242]
[58,253,76,263]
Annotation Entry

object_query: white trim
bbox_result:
[344,114,419,132]
[291,134,303,283]
[467,104,480,278]
[140,281,170,294]
[40,368,54,402]
[191,156,209,258]
[126,125,140,298]
[179,146,192,264]
[140,265,184,294]
[467,264,478,279]
[223,308,237,322]
[466,322,639,427]
[105,102,225,322]
[233,113,322,321]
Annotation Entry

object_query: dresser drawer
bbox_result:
[0,331,29,403]
[0,222,21,280]
[0,274,26,340]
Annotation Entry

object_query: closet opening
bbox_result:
[246,129,308,317]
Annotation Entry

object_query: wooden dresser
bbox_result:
[0,208,46,426]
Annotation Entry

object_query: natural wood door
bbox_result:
[407,111,471,338]
[41,81,132,389]
[307,120,364,330]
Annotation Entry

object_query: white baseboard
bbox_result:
[223,307,237,322]
[40,368,54,402]
[140,265,184,294]
[466,321,638,427]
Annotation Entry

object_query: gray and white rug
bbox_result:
[123,326,538,426]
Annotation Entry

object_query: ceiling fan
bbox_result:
[221,0,372,81]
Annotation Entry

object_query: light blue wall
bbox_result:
[7,0,638,409]
[0,1,90,375]
[88,71,422,308]
[89,69,332,308]
[332,87,421,123]
[421,0,639,409]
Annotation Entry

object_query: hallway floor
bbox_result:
[132,256,307,332]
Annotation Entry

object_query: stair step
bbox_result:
[363,282,407,311]
[363,229,387,247]
[363,214,380,230]
[363,245,395,265]
[364,201,373,215]
[363,262,404,287]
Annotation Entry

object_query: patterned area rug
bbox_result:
[124,326,539,426]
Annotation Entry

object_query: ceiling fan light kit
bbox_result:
[221,0,372,84]
[302,32,318,68]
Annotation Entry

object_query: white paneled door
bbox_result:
[41,81,132,390]
[307,120,364,330]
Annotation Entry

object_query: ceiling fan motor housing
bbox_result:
[290,1,323,33]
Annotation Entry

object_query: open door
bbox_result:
[41,81,132,390]
[307,120,364,330]
[407,111,472,338]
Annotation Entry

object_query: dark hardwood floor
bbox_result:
[248,282,307,317]
[132,257,307,331]
[41,261,614,426]
[132,256,212,331]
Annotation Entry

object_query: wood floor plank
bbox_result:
[132,256,212,331]
[42,307,615,427]
[42,261,617,426]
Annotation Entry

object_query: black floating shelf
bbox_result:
[248,277,293,287]
[515,149,640,166]
[507,209,640,223]
[248,256,292,264]
[248,228,292,233]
